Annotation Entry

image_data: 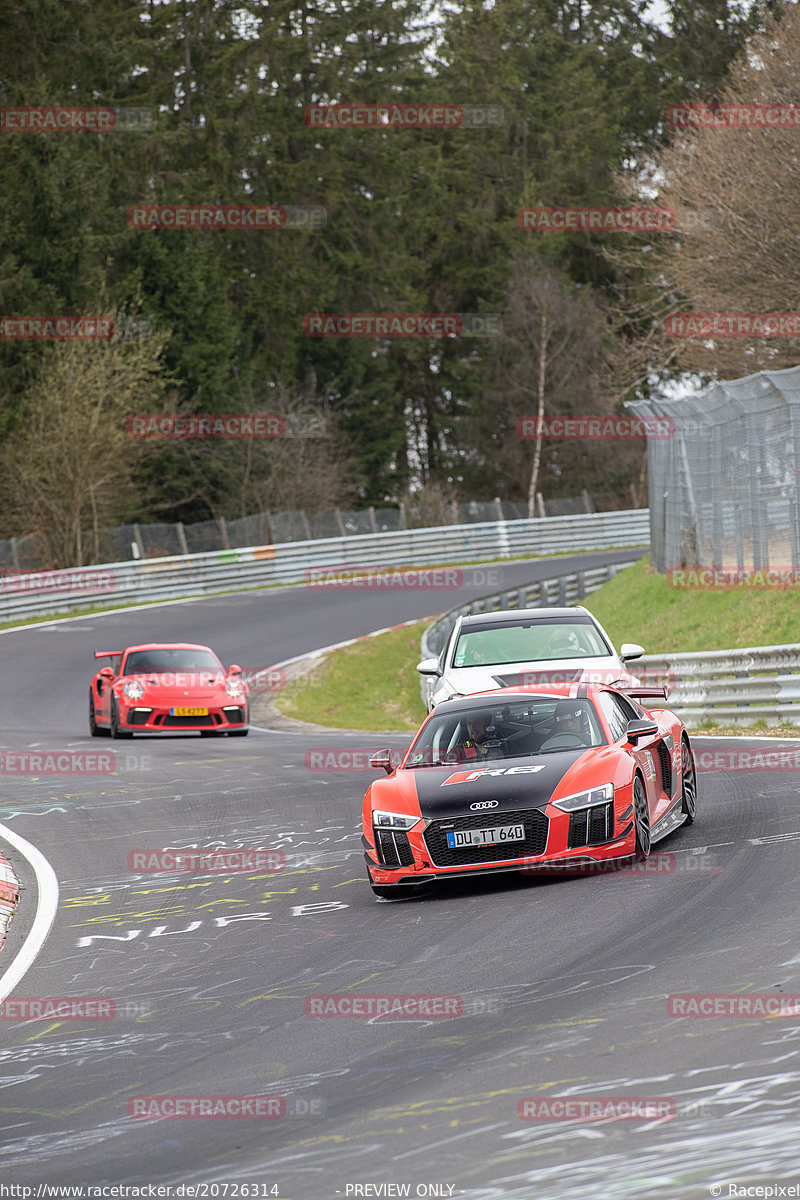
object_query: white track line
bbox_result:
[0,822,59,1002]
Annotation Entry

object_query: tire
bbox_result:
[633,774,651,861]
[110,698,133,740]
[227,728,249,737]
[89,692,110,738]
[370,884,407,900]
[680,737,697,826]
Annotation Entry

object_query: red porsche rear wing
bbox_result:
[94,650,122,659]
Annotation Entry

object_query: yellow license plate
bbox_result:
[171,706,209,716]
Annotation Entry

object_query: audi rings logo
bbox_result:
[469,800,499,810]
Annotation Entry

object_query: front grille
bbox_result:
[424,809,549,867]
[223,706,246,723]
[656,741,672,796]
[375,829,414,868]
[161,713,215,727]
[568,802,615,847]
[128,709,151,726]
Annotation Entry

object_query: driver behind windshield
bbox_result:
[456,710,504,760]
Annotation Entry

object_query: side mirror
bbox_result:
[369,749,396,775]
[99,667,114,679]
[620,643,645,662]
[416,658,441,676]
[626,718,658,744]
[228,664,242,675]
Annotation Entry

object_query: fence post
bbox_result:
[368,506,377,533]
[536,492,546,519]
[10,537,19,570]
[132,524,145,560]
[218,517,230,550]
[334,508,346,536]
[176,522,189,556]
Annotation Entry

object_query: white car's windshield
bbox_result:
[405,697,607,767]
[452,619,612,668]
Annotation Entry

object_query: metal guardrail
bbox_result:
[635,645,800,728]
[418,560,637,707]
[0,509,649,623]
[418,567,800,727]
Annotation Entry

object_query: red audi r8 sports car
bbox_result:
[89,643,249,738]
[362,682,696,898]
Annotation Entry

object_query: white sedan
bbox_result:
[417,606,644,711]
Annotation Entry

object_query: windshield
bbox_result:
[452,619,612,668]
[405,697,607,767]
[121,648,222,675]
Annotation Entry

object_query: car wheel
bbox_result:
[370,884,407,900]
[89,692,110,738]
[633,774,651,861]
[227,729,249,737]
[110,698,133,739]
[680,737,696,825]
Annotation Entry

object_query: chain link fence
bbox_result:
[0,492,622,570]
[629,364,800,573]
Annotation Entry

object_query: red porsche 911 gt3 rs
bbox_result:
[89,642,249,738]
[362,682,696,898]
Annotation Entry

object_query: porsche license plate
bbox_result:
[447,824,525,848]
[171,706,208,716]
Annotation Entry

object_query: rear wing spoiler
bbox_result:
[617,685,668,702]
[94,650,122,659]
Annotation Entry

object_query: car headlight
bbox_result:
[372,810,421,830]
[123,680,145,700]
[225,677,244,697]
[551,783,614,812]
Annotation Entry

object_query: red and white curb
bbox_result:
[0,851,20,952]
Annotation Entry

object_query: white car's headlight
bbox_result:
[373,810,421,830]
[123,680,145,700]
[551,783,613,812]
[225,677,244,697]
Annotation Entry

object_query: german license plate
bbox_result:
[447,824,525,848]
[171,706,208,716]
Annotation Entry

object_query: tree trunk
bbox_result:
[527,312,549,518]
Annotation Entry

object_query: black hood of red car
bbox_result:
[408,750,588,820]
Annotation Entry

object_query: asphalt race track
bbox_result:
[1,548,799,1200]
